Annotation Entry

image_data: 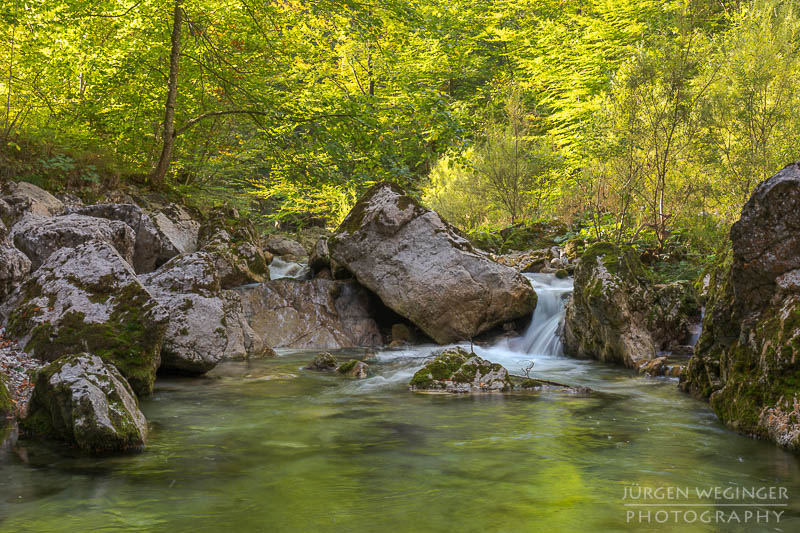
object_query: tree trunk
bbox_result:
[151,0,183,189]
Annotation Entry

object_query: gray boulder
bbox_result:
[236,279,382,349]
[201,230,269,288]
[264,235,307,259]
[0,241,167,396]
[23,353,147,454]
[150,204,200,262]
[309,237,330,274]
[11,213,135,271]
[328,183,537,344]
[0,182,65,225]
[70,203,162,273]
[0,238,31,302]
[140,252,268,374]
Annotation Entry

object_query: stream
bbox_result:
[1,274,799,532]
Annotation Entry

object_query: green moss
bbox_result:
[336,359,358,374]
[21,282,165,397]
[0,374,13,417]
[555,269,569,279]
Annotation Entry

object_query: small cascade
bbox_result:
[507,273,573,356]
[269,257,311,280]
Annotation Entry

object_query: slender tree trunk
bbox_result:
[2,2,18,141]
[151,0,183,189]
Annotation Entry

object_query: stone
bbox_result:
[11,213,136,271]
[0,241,167,396]
[264,234,307,259]
[70,203,162,273]
[236,279,383,349]
[563,243,700,369]
[201,230,269,289]
[140,252,268,374]
[0,181,65,225]
[309,237,330,273]
[681,163,800,451]
[328,183,537,344]
[409,347,512,392]
[150,203,200,262]
[0,373,12,418]
[391,323,414,344]
[305,352,338,371]
[337,359,368,378]
[0,238,31,302]
[23,353,147,454]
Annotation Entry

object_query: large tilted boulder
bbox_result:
[70,203,162,273]
[563,243,699,369]
[0,241,167,396]
[236,279,382,349]
[10,213,135,270]
[264,234,307,259]
[140,252,268,374]
[681,163,800,451]
[0,181,65,225]
[409,347,512,392]
[328,183,537,344]
[23,353,147,454]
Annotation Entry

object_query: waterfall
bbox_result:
[507,273,573,356]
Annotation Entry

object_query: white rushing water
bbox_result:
[269,257,311,280]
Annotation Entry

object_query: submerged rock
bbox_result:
[11,213,136,271]
[563,243,699,369]
[409,347,512,393]
[237,279,382,349]
[681,162,800,451]
[329,183,537,344]
[140,252,268,375]
[23,353,147,454]
[305,352,338,371]
[0,241,167,396]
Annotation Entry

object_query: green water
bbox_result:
[1,347,799,533]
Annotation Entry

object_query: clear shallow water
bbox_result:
[1,274,800,532]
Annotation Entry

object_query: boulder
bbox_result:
[409,347,512,392]
[0,238,31,302]
[0,241,167,396]
[0,181,64,225]
[236,279,383,349]
[391,323,415,344]
[139,252,268,374]
[150,204,200,262]
[337,359,368,378]
[563,243,699,369]
[681,163,800,451]
[70,203,162,273]
[23,353,147,453]
[10,213,136,271]
[309,237,330,274]
[264,234,307,259]
[201,230,269,288]
[328,183,537,344]
[305,352,339,371]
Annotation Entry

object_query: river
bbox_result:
[1,274,799,532]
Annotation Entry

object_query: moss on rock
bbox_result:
[409,347,512,392]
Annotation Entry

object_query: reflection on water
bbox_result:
[1,346,799,533]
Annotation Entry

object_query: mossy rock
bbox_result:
[22,353,148,454]
[2,241,167,396]
[409,347,511,393]
[0,374,13,418]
